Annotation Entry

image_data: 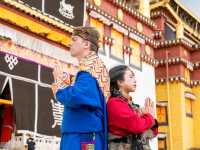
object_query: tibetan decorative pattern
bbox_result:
[0,38,77,75]
[79,52,110,100]
[4,54,18,70]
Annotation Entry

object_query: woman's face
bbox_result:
[118,69,137,93]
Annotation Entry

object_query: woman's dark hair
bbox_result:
[109,65,129,97]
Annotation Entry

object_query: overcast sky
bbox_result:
[179,0,200,19]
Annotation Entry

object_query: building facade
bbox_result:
[1,0,200,149]
[151,0,200,150]
[0,0,158,149]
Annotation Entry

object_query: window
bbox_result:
[165,23,176,40]
[0,52,62,136]
[156,103,168,125]
[122,0,139,8]
[185,99,193,117]
[158,138,167,150]
[110,29,124,61]
[184,92,196,118]
[90,18,105,53]
[129,40,141,69]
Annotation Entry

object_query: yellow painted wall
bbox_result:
[192,86,200,148]
[156,84,168,101]
[156,82,200,150]
[183,116,194,149]
[156,82,186,150]
[182,86,194,150]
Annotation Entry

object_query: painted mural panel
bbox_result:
[111,29,123,61]
[90,18,105,53]
[130,40,141,69]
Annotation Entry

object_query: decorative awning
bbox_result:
[158,133,167,139]
[184,91,197,101]
[157,101,168,107]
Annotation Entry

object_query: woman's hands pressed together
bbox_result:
[142,97,155,117]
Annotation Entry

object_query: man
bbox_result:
[26,134,35,150]
[51,27,110,150]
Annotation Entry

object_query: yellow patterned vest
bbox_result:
[78,51,110,101]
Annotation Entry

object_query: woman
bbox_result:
[107,65,158,150]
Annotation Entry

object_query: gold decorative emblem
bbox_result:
[94,0,101,6]
[137,22,143,33]
[145,45,151,56]
[117,9,123,21]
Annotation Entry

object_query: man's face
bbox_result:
[70,36,86,58]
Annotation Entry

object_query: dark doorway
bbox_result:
[0,81,14,144]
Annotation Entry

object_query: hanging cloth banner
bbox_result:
[0,51,63,137]
[18,0,86,26]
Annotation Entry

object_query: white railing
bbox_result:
[1,130,61,150]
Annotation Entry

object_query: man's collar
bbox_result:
[79,51,98,67]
